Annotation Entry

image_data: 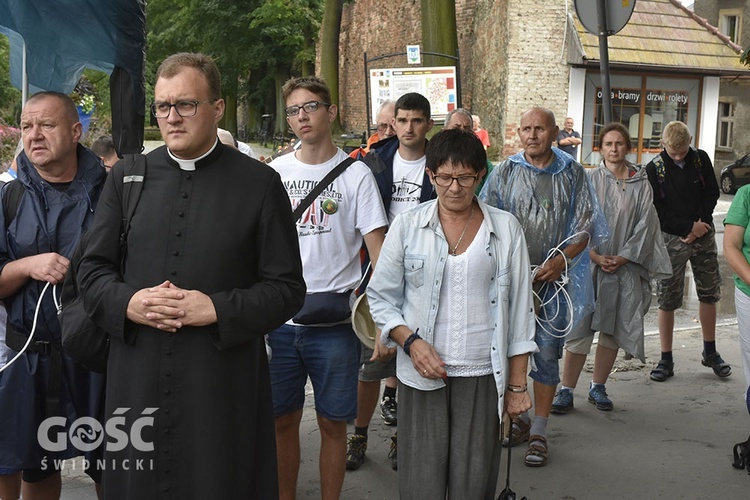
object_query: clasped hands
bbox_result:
[680,221,710,244]
[127,280,217,333]
[591,251,628,274]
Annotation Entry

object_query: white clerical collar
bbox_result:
[167,139,219,171]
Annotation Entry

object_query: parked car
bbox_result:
[720,154,750,194]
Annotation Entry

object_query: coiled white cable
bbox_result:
[530,231,591,339]
[0,282,54,374]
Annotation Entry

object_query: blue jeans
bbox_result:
[529,292,569,386]
[268,324,360,421]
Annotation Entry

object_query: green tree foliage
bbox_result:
[0,34,22,125]
[146,0,323,136]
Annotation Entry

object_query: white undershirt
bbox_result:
[433,220,494,377]
[389,151,425,222]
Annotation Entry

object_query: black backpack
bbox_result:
[2,154,146,372]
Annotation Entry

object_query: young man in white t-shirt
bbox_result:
[268,76,387,500]
[347,92,434,471]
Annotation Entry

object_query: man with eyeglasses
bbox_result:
[479,107,606,468]
[78,52,306,498]
[268,76,387,500]
[349,101,395,160]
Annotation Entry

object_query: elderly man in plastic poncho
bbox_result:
[480,107,607,468]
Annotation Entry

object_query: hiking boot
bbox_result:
[388,434,397,471]
[551,388,574,414]
[588,385,613,411]
[380,396,397,426]
[346,434,367,471]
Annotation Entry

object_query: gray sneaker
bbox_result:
[551,388,574,414]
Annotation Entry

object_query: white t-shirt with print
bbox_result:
[270,148,388,294]
[389,151,425,222]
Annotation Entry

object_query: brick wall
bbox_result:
[330,0,574,158]
[498,0,572,156]
[337,0,423,135]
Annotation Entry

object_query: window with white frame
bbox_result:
[717,100,735,149]
[719,9,743,44]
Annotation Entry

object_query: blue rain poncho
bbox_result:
[480,147,609,333]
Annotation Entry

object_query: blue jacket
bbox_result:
[363,135,434,215]
[0,145,106,343]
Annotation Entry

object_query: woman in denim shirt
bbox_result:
[368,129,537,499]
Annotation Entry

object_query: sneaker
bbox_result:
[346,434,367,471]
[380,396,397,426]
[551,388,574,414]
[588,385,613,411]
[388,434,397,471]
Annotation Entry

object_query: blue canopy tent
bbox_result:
[0,0,146,154]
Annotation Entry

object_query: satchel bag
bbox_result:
[289,156,356,325]
[58,154,146,372]
[292,290,353,325]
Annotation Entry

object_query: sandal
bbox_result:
[649,359,674,382]
[524,435,548,467]
[501,417,530,448]
[702,351,732,378]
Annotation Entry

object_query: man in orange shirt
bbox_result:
[349,101,396,159]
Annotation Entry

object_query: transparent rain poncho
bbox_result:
[480,148,609,334]
[567,162,671,360]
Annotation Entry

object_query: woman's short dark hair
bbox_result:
[426,129,487,173]
[598,122,632,151]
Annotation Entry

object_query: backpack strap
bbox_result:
[118,154,147,270]
[654,148,706,200]
[121,154,147,235]
[2,179,25,228]
[692,147,705,189]
[653,154,667,199]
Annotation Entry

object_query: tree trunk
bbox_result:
[421,0,458,67]
[302,36,313,77]
[223,93,238,135]
[274,66,289,135]
[320,0,345,134]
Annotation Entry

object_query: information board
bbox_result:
[369,66,457,123]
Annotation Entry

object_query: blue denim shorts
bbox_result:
[529,298,569,386]
[268,324,360,421]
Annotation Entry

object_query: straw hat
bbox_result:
[351,293,378,349]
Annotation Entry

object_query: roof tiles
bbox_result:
[573,0,749,75]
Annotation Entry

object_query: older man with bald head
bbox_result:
[480,107,605,468]
[0,91,107,498]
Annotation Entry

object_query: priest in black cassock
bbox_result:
[78,52,305,499]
